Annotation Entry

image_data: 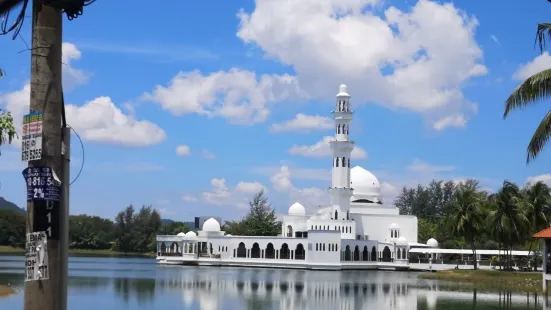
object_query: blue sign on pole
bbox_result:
[22,167,61,202]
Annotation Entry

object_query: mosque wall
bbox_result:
[353,214,418,244]
[306,231,342,265]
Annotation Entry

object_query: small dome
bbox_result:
[396,236,408,245]
[337,84,350,97]
[184,231,197,239]
[288,202,306,216]
[225,234,232,237]
[389,223,399,229]
[350,166,381,197]
[427,238,439,248]
[176,232,186,237]
[202,218,221,232]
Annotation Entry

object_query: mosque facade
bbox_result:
[156,84,430,270]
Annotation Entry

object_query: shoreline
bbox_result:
[0,246,155,258]
[418,269,542,293]
[0,285,15,298]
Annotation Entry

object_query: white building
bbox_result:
[156,84,422,270]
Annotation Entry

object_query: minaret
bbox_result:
[329,84,355,220]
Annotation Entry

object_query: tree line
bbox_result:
[396,179,551,269]
[0,190,281,253]
[0,204,193,253]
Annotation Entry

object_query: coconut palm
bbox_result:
[523,181,551,269]
[504,17,551,163]
[446,180,485,269]
[487,181,530,269]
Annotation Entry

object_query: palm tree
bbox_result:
[487,181,530,269]
[523,181,551,269]
[504,13,551,163]
[446,180,485,269]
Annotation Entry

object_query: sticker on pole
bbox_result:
[22,167,61,201]
[24,232,49,282]
[21,111,43,161]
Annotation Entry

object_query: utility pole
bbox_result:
[22,1,64,310]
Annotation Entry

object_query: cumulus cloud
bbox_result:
[513,52,551,81]
[202,149,216,159]
[526,174,551,186]
[176,145,191,157]
[407,158,455,174]
[142,69,307,124]
[270,113,333,133]
[0,43,165,148]
[270,166,329,210]
[288,136,368,159]
[183,178,268,209]
[236,0,486,130]
[62,42,89,91]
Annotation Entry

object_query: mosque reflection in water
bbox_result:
[103,267,545,310]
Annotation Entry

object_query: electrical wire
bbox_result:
[0,0,27,39]
[68,125,84,185]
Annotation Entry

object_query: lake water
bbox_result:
[0,255,546,309]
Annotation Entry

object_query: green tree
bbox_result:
[242,190,281,236]
[159,221,191,235]
[114,205,136,253]
[446,180,485,269]
[69,214,115,250]
[0,109,16,149]
[0,210,25,247]
[113,205,161,253]
[222,219,248,236]
[522,181,551,269]
[504,16,551,163]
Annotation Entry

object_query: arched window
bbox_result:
[342,157,345,167]
[287,225,293,237]
[336,158,339,167]
[337,124,341,134]
[334,210,338,220]
[323,244,326,251]
[348,159,350,168]
[316,243,318,251]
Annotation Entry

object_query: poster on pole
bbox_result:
[21,111,43,161]
[22,167,61,201]
[24,231,49,282]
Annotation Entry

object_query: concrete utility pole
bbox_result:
[23,1,64,310]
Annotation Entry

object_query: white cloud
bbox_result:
[270,166,329,210]
[198,178,268,209]
[432,115,467,131]
[236,181,268,193]
[158,208,175,215]
[176,145,191,157]
[65,97,166,147]
[513,52,551,81]
[182,194,198,202]
[526,174,551,186]
[253,165,331,182]
[143,69,307,124]
[270,113,333,133]
[62,42,89,91]
[236,0,486,129]
[202,149,216,159]
[490,35,500,44]
[407,158,455,174]
[0,43,165,148]
[288,136,368,159]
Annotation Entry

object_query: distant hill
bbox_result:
[161,218,174,225]
[0,197,25,214]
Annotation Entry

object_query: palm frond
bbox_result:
[504,69,551,118]
[536,23,551,53]
[526,109,551,163]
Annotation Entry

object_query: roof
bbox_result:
[409,248,535,256]
[533,227,551,238]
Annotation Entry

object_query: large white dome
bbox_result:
[288,202,306,216]
[350,166,381,197]
[202,218,221,232]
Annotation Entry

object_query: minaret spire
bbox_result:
[329,84,355,220]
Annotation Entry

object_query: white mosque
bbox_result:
[156,84,430,270]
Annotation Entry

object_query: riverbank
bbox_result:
[0,246,155,258]
[0,285,15,298]
[419,269,542,292]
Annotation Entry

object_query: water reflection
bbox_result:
[0,256,548,309]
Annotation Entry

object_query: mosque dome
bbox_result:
[350,166,381,197]
[202,218,221,232]
[288,202,306,216]
[396,236,408,246]
[176,232,186,237]
[427,238,439,248]
[184,231,197,239]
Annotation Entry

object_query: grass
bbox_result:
[0,285,15,298]
[0,246,155,258]
[418,269,543,293]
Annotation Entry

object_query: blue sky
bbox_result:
[1,0,551,221]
